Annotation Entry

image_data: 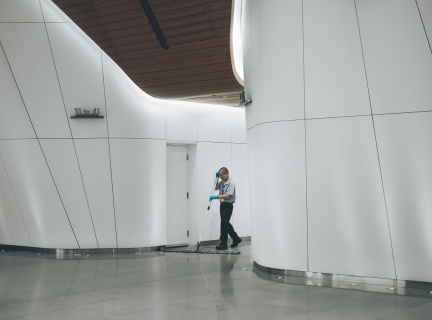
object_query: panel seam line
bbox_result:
[354,0,397,279]
[40,0,98,248]
[101,50,119,248]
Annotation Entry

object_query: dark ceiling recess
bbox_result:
[138,0,169,50]
[53,0,243,106]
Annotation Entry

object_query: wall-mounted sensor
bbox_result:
[239,91,252,107]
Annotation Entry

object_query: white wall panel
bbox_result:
[417,0,432,42]
[110,139,166,248]
[0,43,35,139]
[231,107,247,143]
[246,127,259,261]
[47,23,107,138]
[258,121,307,271]
[307,116,395,278]
[356,0,432,114]
[0,0,43,22]
[242,0,261,129]
[258,0,304,123]
[304,0,370,118]
[374,113,432,282]
[166,101,197,143]
[102,54,166,139]
[0,24,71,138]
[195,142,231,242]
[0,156,32,246]
[0,140,77,248]
[197,104,231,143]
[40,0,73,23]
[231,143,250,238]
[39,139,98,248]
[74,139,117,248]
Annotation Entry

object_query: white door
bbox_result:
[166,145,189,245]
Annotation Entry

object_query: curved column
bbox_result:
[243,0,432,282]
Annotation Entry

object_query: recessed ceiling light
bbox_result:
[349,283,359,286]
[386,287,396,290]
[275,276,284,279]
[240,268,248,271]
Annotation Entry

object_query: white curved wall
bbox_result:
[243,0,432,282]
[0,0,250,249]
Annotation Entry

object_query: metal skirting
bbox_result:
[253,261,432,298]
[0,237,251,259]
[0,244,161,259]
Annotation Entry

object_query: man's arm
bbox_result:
[215,179,220,191]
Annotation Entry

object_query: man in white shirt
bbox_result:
[210,167,242,250]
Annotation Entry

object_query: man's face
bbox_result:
[219,170,229,182]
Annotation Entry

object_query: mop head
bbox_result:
[160,247,240,255]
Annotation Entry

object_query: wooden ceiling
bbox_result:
[53,0,244,106]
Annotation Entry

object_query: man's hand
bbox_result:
[209,196,217,201]
[216,171,219,178]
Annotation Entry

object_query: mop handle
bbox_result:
[197,176,219,248]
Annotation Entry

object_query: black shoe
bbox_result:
[215,244,228,250]
[231,238,242,248]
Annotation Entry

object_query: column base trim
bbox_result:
[253,261,432,298]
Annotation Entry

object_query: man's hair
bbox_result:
[219,167,229,175]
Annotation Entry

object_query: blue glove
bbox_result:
[216,171,219,177]
[209,196,217,201]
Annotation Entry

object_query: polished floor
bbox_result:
[0,242,432,320]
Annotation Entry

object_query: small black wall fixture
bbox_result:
[138,0,169,50]
[239,91,252,107]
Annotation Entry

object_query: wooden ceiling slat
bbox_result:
[87,7,230,38]
[98,18,230,49]
[75,1,231,29]
[124,53,230,75]
[54,0,132,13]
[71,0,228,23]
[91,17,231,45]
[146,83,243,97]
[154,86,243,99]
[142,77,240,93]
[134,70,236,88]
[131,62,233,82]
[54,0,243,106]
[102,27,229,55]
[112,37,229,62]
[118,45,229,69]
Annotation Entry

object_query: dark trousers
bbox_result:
[220,202,239,246]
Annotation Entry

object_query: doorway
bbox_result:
[166,145,189,246]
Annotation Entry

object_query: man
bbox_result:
[209,167,242,250]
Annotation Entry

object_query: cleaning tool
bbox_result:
[160,174,240,255]
[196,175,219,251]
